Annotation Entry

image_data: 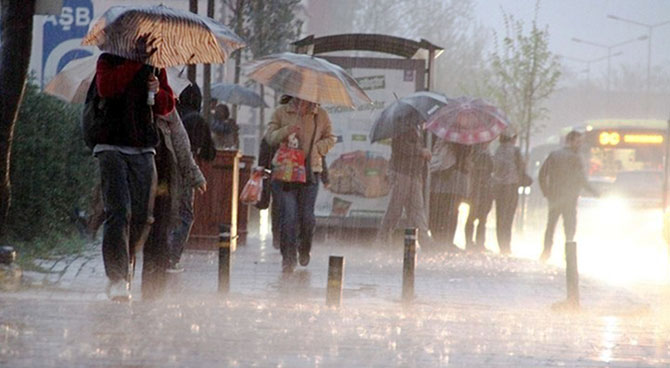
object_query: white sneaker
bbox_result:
[107,280,131,302]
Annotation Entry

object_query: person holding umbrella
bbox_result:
[425,97,510,253]
[91,35,175,301]
[81,4,245,299]
[264,97,336,273]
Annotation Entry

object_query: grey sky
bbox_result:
[474,0,670,78]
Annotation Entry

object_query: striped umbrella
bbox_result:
[243,52,371,107]
[425,97,510,145]
[81,5,245,68]
[43,55,191,104]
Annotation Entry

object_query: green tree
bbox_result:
[485,2,561,229]
[487,3,561,160]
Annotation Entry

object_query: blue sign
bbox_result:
[41,0,94,86]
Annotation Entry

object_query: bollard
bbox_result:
[565,241,580,307]
[402,228,418,303]
[218,224,231,294]
[0,246,16,265]
[326,256,344,307]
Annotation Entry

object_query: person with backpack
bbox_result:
[165,84,215,273]
[89,40,175,301]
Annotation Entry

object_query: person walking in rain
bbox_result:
[377,123,432,247]
[92,38,175,301]
[165,84,215,273]
[265,96,336,273]
[429,140,471,253]
[492,130,524,255]
[538,130,598,262]
[464,143,494,252]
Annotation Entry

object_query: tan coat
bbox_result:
[264,104,336,173]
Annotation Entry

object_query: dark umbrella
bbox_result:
[210,83,268,108]
[369,91,448,143]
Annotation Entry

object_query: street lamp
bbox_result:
[572,35,648,110]
[561,52,623,84]
[607,15,670,114]
[571,35,647,92]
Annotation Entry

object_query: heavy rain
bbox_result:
[1,0,670,367]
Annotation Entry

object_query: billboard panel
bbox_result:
[314,57,425,227]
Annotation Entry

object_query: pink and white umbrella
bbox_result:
[425,97,509,145]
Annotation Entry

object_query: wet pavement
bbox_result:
[2,228,670,367]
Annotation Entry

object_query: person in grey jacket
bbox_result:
[538,130,598,262]
[492,132,523,255]
[429,141,471,253]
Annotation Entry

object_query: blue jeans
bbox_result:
[271,178,319,266]
[168,187,195,264]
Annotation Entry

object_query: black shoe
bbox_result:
[298,251,310,267]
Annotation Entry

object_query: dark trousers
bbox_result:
[430,193,463,246]
[543,198,578,255]
[465,194,493,248]
[495,184,518,254]
[168,187,194,264]
[271,178,319,266]
[98,151,156,283]
[271,195,280,248]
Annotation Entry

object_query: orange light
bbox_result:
[623,134,664,144]
[599,132,621,146]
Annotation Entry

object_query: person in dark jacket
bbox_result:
[93,43,175,301]
[164,84,214,273]
[539,130,598,262]
[464,144,494,252]
[377,124,432,246]
[211,104,240,150]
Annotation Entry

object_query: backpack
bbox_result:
[81,76,106,150]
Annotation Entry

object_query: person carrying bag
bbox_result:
[264,96,336,273]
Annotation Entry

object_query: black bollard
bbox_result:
[402,228,417,303]
[565,241,580,307]
[218,224,231,294]
[0,246,16,265]
[326,256,344,307]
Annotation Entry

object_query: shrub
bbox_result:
[5,80,96,253]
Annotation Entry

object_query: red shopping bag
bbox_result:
[240,170,264,204]
[271,144,307,183]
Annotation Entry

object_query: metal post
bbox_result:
[565,241,580,307]
[187,0,198,84]
[402,228,417,303]
[326,256,344,307]
[663,117,670,211]
[218,224,231,294]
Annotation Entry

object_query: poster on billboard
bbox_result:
[314,57,425,227]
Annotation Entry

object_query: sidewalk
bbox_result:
[3,234,670,367]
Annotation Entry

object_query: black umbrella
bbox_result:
[369,91,448,143]
[210,83,268,107]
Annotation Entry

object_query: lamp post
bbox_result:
[561,52,623,84]
[607,15,670,114]
[572,35,648,110]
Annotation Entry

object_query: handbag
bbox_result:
[240,170,264,205]
[271,134,307,183]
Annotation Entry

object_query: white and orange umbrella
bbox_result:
[243,52,371,108]
[81,4,245,68]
